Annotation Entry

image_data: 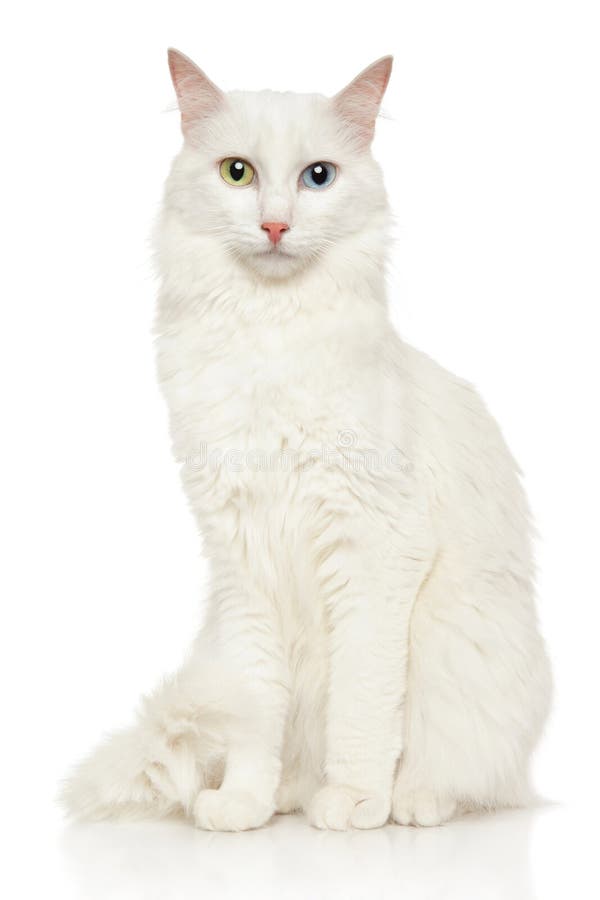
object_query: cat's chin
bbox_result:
[242,249,309,281]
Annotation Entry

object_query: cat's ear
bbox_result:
[333,56,393,146]
[167,48,224,138]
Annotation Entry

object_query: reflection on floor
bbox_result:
[61,806,538,900]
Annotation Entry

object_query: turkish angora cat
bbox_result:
[61,50,551,831]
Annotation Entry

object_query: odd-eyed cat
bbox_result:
[62,51,551,831]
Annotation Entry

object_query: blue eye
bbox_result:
[301,162,337,189]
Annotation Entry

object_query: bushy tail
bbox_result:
[59,664,245,821]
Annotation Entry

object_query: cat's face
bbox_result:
[166,52,392,280]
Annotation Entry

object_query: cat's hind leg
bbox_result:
[391,560,551,826]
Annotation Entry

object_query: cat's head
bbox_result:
[165,50,392,282]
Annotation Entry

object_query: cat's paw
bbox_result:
[308,785,390,831]
[391,787,457,827]
[193,789,273,832]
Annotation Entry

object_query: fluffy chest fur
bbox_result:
[156,273,413,498]
[155,270,428,619]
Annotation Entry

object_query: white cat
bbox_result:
[61,50,551,831]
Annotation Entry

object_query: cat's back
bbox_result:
[397,338,533,573]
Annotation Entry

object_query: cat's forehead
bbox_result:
[227,89,328,122]
[217,89,339,161]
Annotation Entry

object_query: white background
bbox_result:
[2,1,599,897]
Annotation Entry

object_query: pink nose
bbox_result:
[261,221,289,245]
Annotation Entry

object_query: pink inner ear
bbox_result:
[333,56,393,145]
[167,48,224,137]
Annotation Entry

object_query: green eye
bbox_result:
[220,158,255,186]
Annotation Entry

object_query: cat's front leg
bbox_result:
[191,569,289,832]
[193,706,286,831]
[307,508,431,831]
[193,739,281,831]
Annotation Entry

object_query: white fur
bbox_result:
[61,54,551,831]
